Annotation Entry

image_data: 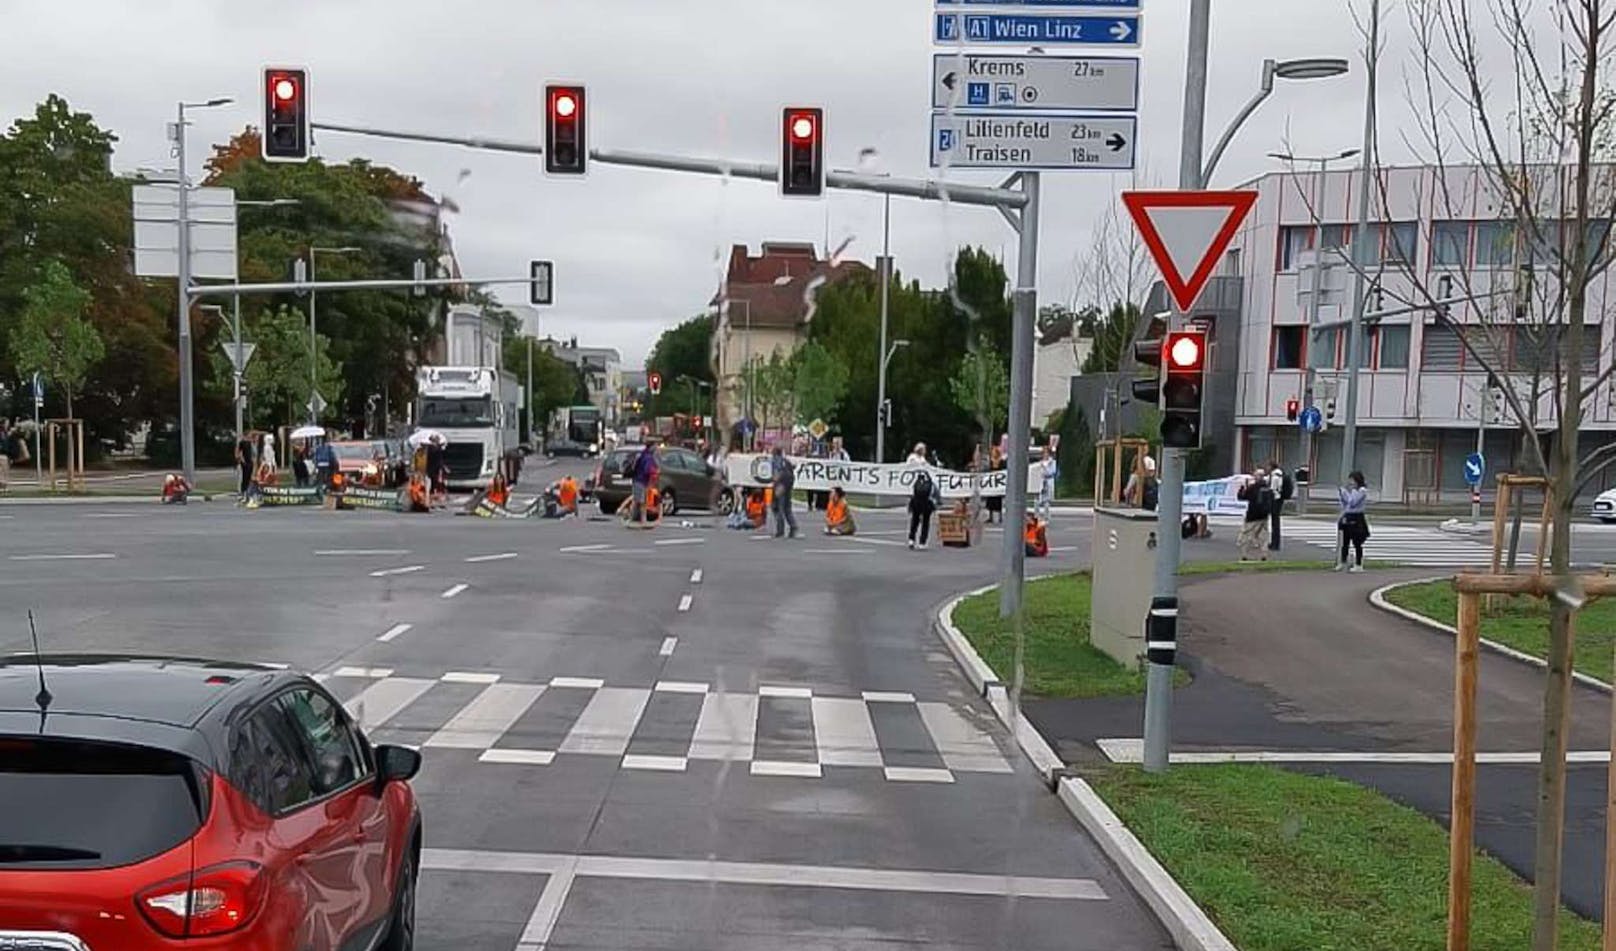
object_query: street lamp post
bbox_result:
[306,245,360,422]
[1143,0,1350,775]
[877,191,893,464]
[1268,147,1360,514]
[880,339,911,442]
[174,96,232,484]
[1339,0,1382,487]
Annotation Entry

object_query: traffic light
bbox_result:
[648,371,662,396]
[530,260,554,306]
[781,107,824,197]
[1325,397,1338,420]
[1160,330,1207,449]
[1129,313,1170,406]
[1286,398,1300,422]
[544,85,587,175]
[262,67,309,162]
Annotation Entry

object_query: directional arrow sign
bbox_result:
[932,54,1139,112]
[1464,452,1486,486]
[1123,190,1258,312]
[935,12,1142,47]
[1299,406,1323,434]
[219,341,257,373]
[930,112,1136,170]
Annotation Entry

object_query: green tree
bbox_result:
[10,260,103,419]
[501,334,579,443]
[224,304,342,427]
[1079,302,1141,374]
[644,314,714,418]
[747,350,797,433]
[790,340,849,426]
[949,341,1010,439]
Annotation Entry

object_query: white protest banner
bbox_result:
[1182,474,1250,517]
[725,454,1041,499]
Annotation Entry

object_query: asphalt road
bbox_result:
[0,472,1171,951]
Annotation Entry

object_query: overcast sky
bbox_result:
[0,1,1509,366]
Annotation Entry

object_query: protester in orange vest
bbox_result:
[407,473,430,512]
[486,472,510,509]
[823,486,855,536]
[161,473,192,505]
[556,475,578,515]
[1024,512,1049,558]
[744,487,767,528]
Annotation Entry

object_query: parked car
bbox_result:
[1593,487,1616,523]
[592,444,733,516]
[330,440,390,487]
[0,654,423,951]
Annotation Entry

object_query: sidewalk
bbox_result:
[1022,568,1613,918]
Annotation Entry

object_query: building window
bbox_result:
[1222,247,1242,275]
[1381,221,1418,265]
[1320,223,1351,251]
[1308,327,1341,370]
[1278,225,1316,271]
[1432,221,1470,267]
[1373,325,1411,369]
[1474,221,1516,267]
[1272,325,1306,369]
[1421,323,1463,369]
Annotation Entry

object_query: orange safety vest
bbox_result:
[558,478,578,511]
[745,490,766,524]
[826,496,848,527]
[1024,519,1049,557]
[408,475,429,511]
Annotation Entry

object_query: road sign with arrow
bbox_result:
[932,54,1139,112]
[930,113,1134,170]
[935,12,1142,47]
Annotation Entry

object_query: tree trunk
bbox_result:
[1530,579,1574,950]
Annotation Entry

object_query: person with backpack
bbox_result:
[1235,466,1272,561]
[1267,459,1293,551]
[631,442,660,526]
[907,463,938,550]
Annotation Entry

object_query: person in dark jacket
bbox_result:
[907,467,937,550]
[235,436,255,496]
[1235,467,1272,561]
[770,446,799,539]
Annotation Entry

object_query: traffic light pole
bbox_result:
[1142,0,1211,775]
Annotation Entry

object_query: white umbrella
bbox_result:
[408,429,445,448]
[290,424,325,440]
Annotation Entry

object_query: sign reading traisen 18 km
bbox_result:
[933,54,1139,112]
[934,12,1142,47]
[930,113,1136,170]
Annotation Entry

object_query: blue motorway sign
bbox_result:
[1464,452,1485,486]
[935,13,1142,47]
[1299,405,1323,433]
[938,0,1141,8]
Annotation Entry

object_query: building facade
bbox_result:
[1224,164,1615,500]
[541,337,623,425]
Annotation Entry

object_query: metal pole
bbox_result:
[1339,0,1380,486]
[876,192,892,464]
[526,336,533,445]
[1299,156,1330,516]
[1473,380,1486,524]
[232,292,244,442]
[1142,0,1210,774]
[308,253,318,423]
[998,172,1039,619]
[175,102,196,484]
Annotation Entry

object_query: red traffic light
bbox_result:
[262,67,309,162]
[1285,398,1300,422]
[1167,332,1203,369]
[789,113,816,141]
[781,107,824,197]
[648,372,663,395]
[272,76,298,102]
[544,84,587,175]
[552,91,577,118]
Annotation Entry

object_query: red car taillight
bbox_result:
[138,860,267,937]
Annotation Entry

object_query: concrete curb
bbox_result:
[1368,578,1614,694]
[934,583,1236,951]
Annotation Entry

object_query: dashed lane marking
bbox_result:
[677,593,693,612]
[9,553,116,561]
[441,583,469,599]
[559,544,611,553]
[466,552,519,563]
[443,671,501,684]
[377,623,412,643]
[689,569,703,584]
[333,666,393,679]
[317,549,410,556]
[659,637,678,657]
[654,537,704,547]
[370,564,425,577]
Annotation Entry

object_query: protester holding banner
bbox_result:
[1235,467,1272,560]
[984,445,1005,523]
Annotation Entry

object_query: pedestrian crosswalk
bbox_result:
[1279,519,1509,566]
[321,670,1015,784]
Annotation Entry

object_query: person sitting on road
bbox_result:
[824,486,855,536]
[161,472,192,505]
[407,473,430,513]
[555,475,579,516]
[485,472,510,509]
[1023,512,1049,558]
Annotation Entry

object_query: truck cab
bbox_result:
[414,366,521,488]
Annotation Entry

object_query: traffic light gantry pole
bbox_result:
[309,118,1042,618]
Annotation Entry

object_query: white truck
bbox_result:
[414,366,522,488]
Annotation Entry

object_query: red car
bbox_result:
[0,654,422,951]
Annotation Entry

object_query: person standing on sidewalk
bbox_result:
[234,435,255,497]
[907,466,937,550]
[0,422,12,494]
[770,445,799,539]
[1036,446,1058,521]
[1266,460,1291,552]
[1336,470,1371,572]
[1235,467,1271,561]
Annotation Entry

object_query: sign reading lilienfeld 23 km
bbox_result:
[931,113,1136,170]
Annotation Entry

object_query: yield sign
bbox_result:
[1122,190,1257,312]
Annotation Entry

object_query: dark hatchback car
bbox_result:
[0,654,423,951]
[593,444,733,516]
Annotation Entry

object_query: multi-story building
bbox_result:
[1223,164,1614,500]
[540,337,623,425]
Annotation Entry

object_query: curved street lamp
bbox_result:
[1201,57,1351,187]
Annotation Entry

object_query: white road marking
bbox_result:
[811,697,883,768]
[689,568,703,584]
[654,537,704,546]
[517,855,577,950]
[1048,546,1077,553]
[687,692,758,761]
[479,749,555,766]
[559,543,611,553]
[550,676,604,689]
[377,623,412,643]
[424,683,546,749]
[82,513,139,519]
[9,553,115,561]
[622,754,688,772]
[465,552,519,563]
[677,593,693,612]
[861,690,916,703]
[659,637,678,657]
[883,766,956,783]
[317,549,409,556]
[759,684,812,698]
[917,702,1014,773]
[345,677,435,731]
[420,848,1107,901]
[333,666,394,679]
[369,564,424,577]
[803,548,873,554]
[654,680,709,694]
[258,662,290,670]
[750,760,823,778]
[1094,737,1613,764]
[850,536,906,547]
[442,671,501,684]
[557,687,652,755]
[441,583,469,599]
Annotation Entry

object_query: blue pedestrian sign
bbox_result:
[1464,452,1486,486]
[1299,405,1323,433]
[934,13,1142,47]
[30,372,43,404]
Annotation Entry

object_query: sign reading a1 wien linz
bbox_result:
[934,12,1141,47]
[932,54,1139,112]
[930,112,1136,170]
